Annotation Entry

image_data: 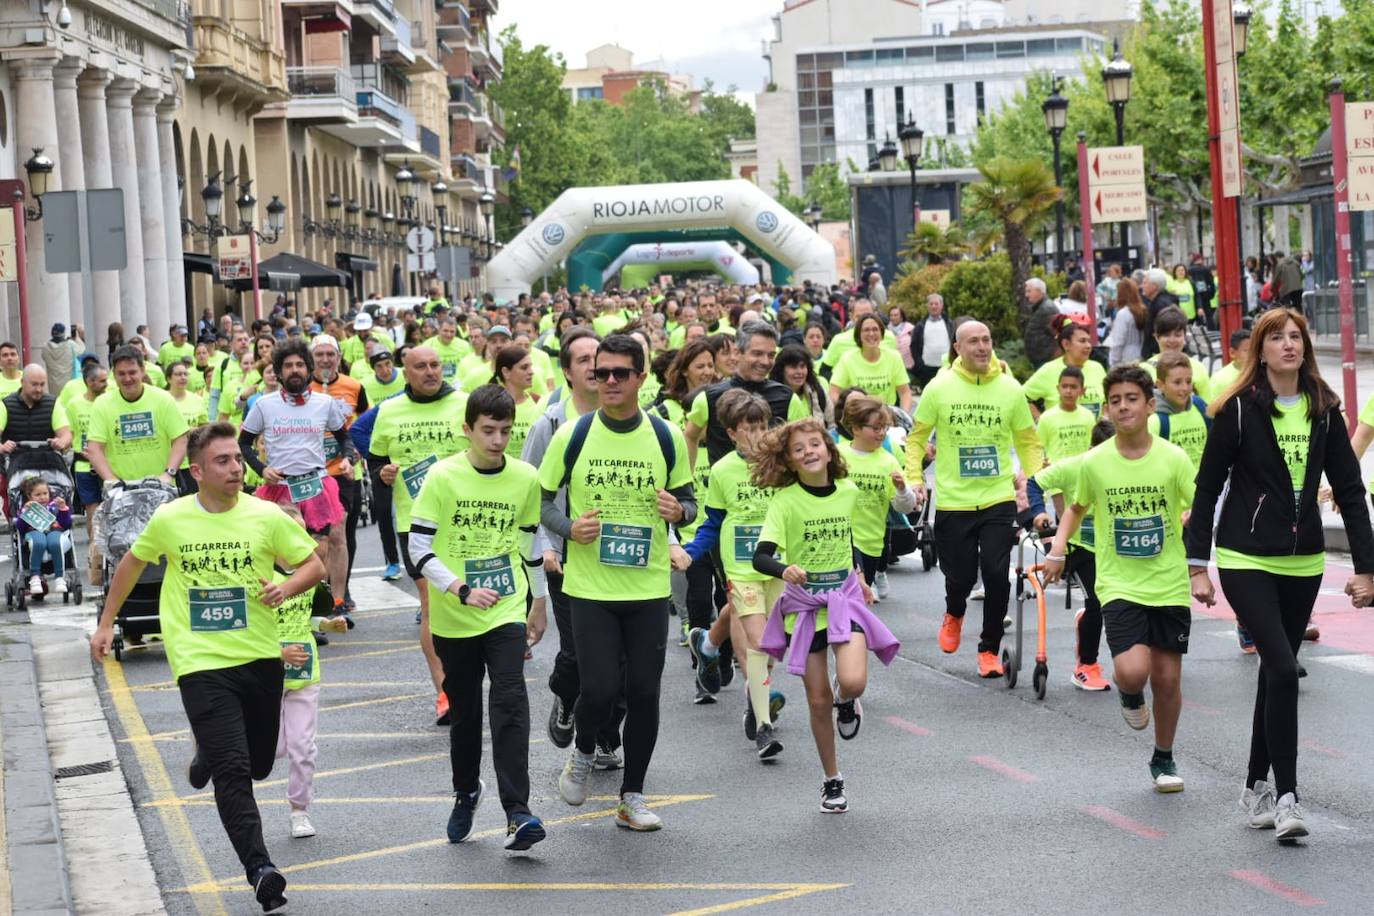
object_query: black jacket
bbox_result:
[699,376,795,465]
[1139,291,1180,358]
[1185,390,1374,572]
[909,314,955,369]
[1,392,61,444]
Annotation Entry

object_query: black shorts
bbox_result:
[397,532,422,581]
[790,622,864,654]
[1101,599,1190,657]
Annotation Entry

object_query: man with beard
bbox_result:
[240,340,358,611]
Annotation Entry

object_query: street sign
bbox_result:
[1216,59,1239,133]
[1212,0,1235,63]
[1345,102,1374,211]
[406,226,436,254]
[434,245,471,282]
[216,234,254,280]
[1220,128,1244,198]
[1086,145,1146,222]
[0,214,13,282]
[1091,185,1148,223]
[42,189,126,273]
[919,209,951,230]
[406,251,436,273]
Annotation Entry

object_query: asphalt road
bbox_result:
[83,517,1374,916]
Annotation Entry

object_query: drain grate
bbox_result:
[53,760,114,780]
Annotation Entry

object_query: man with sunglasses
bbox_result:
[537,334,696,832]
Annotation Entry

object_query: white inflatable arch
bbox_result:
[601,241,761,286]
[487,179,837,300]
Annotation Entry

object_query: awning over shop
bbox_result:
[1253,185,1333,209]
[335,252,379,273]
[183,252,218,280]
[225,252,349,292]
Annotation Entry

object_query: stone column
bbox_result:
[156,97,187,331]
[106,78,146,332]
[78,68,121,346]
[132,88,169,343]
[52,58,88,344]
[13,55,71,357]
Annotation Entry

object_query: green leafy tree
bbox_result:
[771,163,807,215]
[698,82,756,143]
[964,156,1061,327]
[804,162,851,220]
[900,220,970,267]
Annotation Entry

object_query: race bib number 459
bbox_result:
[1114,516,1164,558]
[189,586,248,632]
[958,445,1000,478]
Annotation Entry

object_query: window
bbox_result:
[1057,37,1084,52]
[895,86,905,125]
[800,108,818,125]
[935,45,964,62]
[577,86,603,100]
[1027,39,1057,57]
[996,41,1025,58]
[864,87,875,141]
[907,46,934,61]
[975,81,985,122]
[931,22,944,36]
[846,50,875,67]
[796,54,815,69]
[798,72,816,89]
[945,83,956,135]
[967,42,994,61]
[876,48,905,64]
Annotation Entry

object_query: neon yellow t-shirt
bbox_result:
[1210,360,1243,401]
[68,395,97,473]
[170,393,209,469]
[1147,401,1208,470]
[758,479,858,601]
[1022,357,1106,416]
[0,373,21,399]
[360,370,406,406]
[423,336,473,381]
[131,495,318,679]
[838,442,901,557]
[1143,353,1212,402]
[1036,404,1095,464]
[87,385,188,480]
[536,411,691,602]
[1072,437,1196,608]
[821,329,898,370]
[831,348,908,406]
[58,377,86,411]
[413,453,541,638]
[593,313,628,337]
[369,390,470,531]
[274,577,325,690]
[1032,452,1095,550]
[685,386,809,431]
[703,450,774,583]
[505,396,543,458]
[158,341,194,370]
[915,367,1035,510]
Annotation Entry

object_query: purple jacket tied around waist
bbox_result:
[759,571,901,676]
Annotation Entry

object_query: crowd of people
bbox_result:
[0,267,1340,913]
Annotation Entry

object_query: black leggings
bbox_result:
[336,475,361,581]
[935,502,1016,653]
[569,597,668,796]
[1064,547,1102,665]
[1217,567,1321,800]
[684,551,726,631]
[370,472,399,566]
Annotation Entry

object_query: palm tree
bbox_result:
[899,220,970,267]
[964,156,1061,330]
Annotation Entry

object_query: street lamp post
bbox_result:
[878,133,899,265]
[432,180,448,246]
[1042,79,1069,271]
[899,112,925,238]
[1102,41,1134,256]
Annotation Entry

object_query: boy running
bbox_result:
[1035,366,1095,465]
[1148,351,1210,471]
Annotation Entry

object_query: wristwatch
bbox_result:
[457,583,472,604]
[165,466,179,478]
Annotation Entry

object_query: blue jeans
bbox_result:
[25,529,64,576]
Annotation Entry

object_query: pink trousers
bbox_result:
[275,683,320,810]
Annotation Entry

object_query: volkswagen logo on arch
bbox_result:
[755,211,779,233]
[542,222,566,246]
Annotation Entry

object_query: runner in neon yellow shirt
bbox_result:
[838,394,918,598]
[1208,326,1251,403]
[86,346,189,486]
[1044,364,1195,794]
[1021,322,1105,418]
[1143,306,1211,401]
[1146,351,1209,471]
[421,316,473,382]
[827,314,912,414]
[1035,366,1096,464]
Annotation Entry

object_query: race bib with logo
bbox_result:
[285,471,324,503]
[958,445,1000,478]
[402,455,437,499]
[1113,516,1164,558]
[599,523,652,568]
[119,411,155,441]
[1080,516,1095,548]
[733,524,762,562]
[282,641,314,680]
[464,555,517,597]
[805,569,848,594]
[189,586,248,632]
[323,434,341,461]
[20,503,56,532]
[442,363,457,378]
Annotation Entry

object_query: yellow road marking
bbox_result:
[319,692,427,713]
[123,731,446,744]
[103,658,228,916]
[150,792,647,808]
[132,679,430,693]
[314,646,418,663]
[181,795,715,891]
[669,884,850,915]
[158,752,452,805]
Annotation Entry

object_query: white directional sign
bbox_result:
[1086,145,1147,223]
[406,226,436,254]
[1346,102,1374,211]
[1220,128,1244,199]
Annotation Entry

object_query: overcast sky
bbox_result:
[498,0,777,100]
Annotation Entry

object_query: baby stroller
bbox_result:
[97,479,178,660]
[5,443,82,610]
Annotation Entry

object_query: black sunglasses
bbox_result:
[592,367,637,382]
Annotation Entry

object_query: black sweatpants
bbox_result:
[684,552,726,631]
[570,596,668,796]
[935,501,1016,653]
[547,570,624,750]
[335,474,361,580]
[1064,546,1102,666]
[177,657,283,882]
[1218,567,1321,800]
[434,625,531,817]
[370,472,399,566]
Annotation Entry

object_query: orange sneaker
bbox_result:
[939,613,963,653]
[435,692,451,726]
[1072,662,1111,691]
[977,651,1004,678]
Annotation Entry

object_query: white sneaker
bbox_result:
[558,749,594,806]
[28,575,42,596]
[615,792,662,831]
[51,577,67,595]
[874,571,890,600]
[1274,792,1309,841]
[1120,694,1150,731]
[290,810,316,838]
[971,586,986,601]
[1241,780,1276,829]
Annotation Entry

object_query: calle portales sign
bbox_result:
[487,179,836,300]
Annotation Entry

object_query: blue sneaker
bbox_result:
[447,778,485,843]
[383,562,402,581]
[504,812,546,851]
[1237,625,1256,654]
[688,628,721,694]
[769,689,786,721]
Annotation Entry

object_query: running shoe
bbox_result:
[678,620,689,647]
[820,777,847,813]
[290,810,316,839]
[977,651,1004,679]
[693,682,717,704]
[938,613,963,653]
[1241,780,1277,829]
[558,749,594,806]
[593,739,623,771]
[188,749,210,790]
[971,586,986,601]
[1304,623,1320,641]
[315,633,329,647]
[52,576,67,595]
[382,562,402,581]
[755,723,783,760]
[435,692,451,726]
[615,793,662,831]
[770,689,786,721]
[251,865,288,914]
[1120,692,1150,730]
[1237,625,1256,654]
[719,647,735,688]
[447,779,485,843]
[547,697,574,748]
[832,676,862,739]
[1274,792,1309,841]
[743,696,757,741]
[28,575,42,596]
[1150,757,1184,793]
[504,812,546,851]
[874,571,890,600]
[688,628,721,693]
[1072,663,1111,691]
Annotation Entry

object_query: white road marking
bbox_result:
[343,575,419,611]
[1310,653,1374,676]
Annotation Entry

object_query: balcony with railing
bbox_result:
[284,67,358,122]
[355,84,417,145]
[448,80,478,113]
[379,15,415,65]
[436,3,472,40]
[354,0,398,37]
[192,9,287,103]
[409,20,442,72]
[450,154,486,195]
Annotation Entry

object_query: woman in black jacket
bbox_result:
[1186,308,1374,843]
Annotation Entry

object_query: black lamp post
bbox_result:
[201,173,224,234]
[1102,41,1134,255]
[22,148,54,221]
[432,180,448,244]
[1042,78,1070,270]
[396,163,417,219]
[899,111,925,236]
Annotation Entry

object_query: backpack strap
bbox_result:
[646,410,677,480]
[559,409,677,492]
[1156,409,1170,440]
[1191,394,1212,430]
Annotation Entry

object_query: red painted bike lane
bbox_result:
[1196,560,1374,655]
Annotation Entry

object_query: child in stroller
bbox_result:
[16,476,73,597]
